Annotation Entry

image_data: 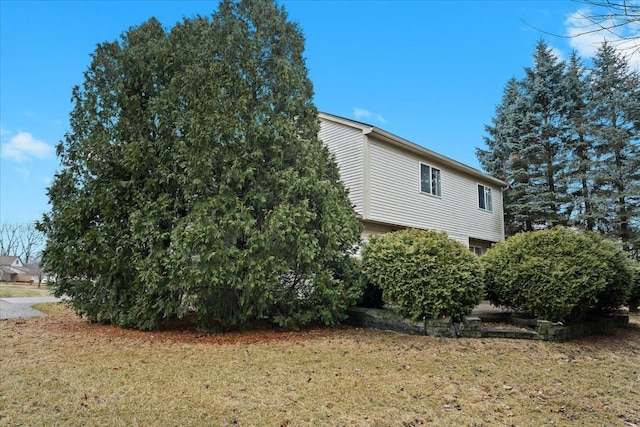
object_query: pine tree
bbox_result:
[39,0,363,332]
[480,40,640,259]
[479,41,572,235]
[518,40,571,228]
[478,78,535,234]
[587,41,640,253]
[563,51,599,231]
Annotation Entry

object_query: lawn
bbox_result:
[0,281,53,298]
[1,306,638,426]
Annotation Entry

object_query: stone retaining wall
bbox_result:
[345,307,629,342]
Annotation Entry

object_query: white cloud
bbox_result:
[1,131,53,161]
[15,167,31,181]
[353,108,387,125]
[565,8,640,71]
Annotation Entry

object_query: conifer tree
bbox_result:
[39,0,363,331]
[586,41,640,253]
[479,41,572,234]
[518,41,571,228]
[478,78,535,233]
[480,40,640,258]
[563,51,599,231]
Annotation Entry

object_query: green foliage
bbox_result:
[587,42,640,254]
[361,229,484,321]
[586,233,635,313]
[629,261,640,312]
[483,227,634,322]
[479,41,570,233]
[39,0,362,332]
[478,40,640,256]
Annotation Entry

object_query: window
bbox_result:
[420,163,441,196]
[469,246,484,256]
[478,184,493,211]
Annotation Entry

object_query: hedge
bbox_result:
[482,227,634,322]
[361,229,484,321]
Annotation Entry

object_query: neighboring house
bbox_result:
[319,112,507,254]
[0,256,33,282]
[23,263,48,285]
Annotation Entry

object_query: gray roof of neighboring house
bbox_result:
[0,256,21,266]
[23,263,43,275]
[1,266,29,275]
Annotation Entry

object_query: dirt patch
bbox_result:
[44,310,351,346]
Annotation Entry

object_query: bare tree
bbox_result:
[525,1,639,56]
[19,224,46,263]
[0,222,46,263]
[571,1,640,53]
[0,222,21,257]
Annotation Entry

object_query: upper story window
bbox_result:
[420,163,441,196]
[478,184,493,211]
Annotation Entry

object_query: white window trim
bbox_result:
[477,184,493,212]
[419,162,442,197]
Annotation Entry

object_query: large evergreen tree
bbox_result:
[563,51,599,231]
[479,40,640,259]
[587,41,640,254]
[478,78,536,233]
[39,0,362,332]
[518,41,571,228]
[479,41,571,234]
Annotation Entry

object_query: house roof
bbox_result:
[1,266,29,275]
[319,112,508,188]
[0,256,21,266]
[22,263,43,275]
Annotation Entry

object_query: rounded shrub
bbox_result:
[586,234,635,313]
[629,261,640,312]
[482,226,635,322]
[361,229,484,321]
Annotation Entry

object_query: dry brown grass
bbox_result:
[1,308,639,427]
[0,282,53,298]
[30,302,68,316]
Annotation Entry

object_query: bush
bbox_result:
[350,257,385,309]
[482,227,635,322]
[361,229,484,321]
[40,2,363,333]
[629,261,640,312]
[357,281,385,309]
[587,234,635,313]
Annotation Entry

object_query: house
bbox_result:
[318,112,506,254]
[23,263,48,285]
[0,256,34,282]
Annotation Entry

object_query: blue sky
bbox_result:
[1,0,638,225]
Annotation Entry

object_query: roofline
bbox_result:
[318,112,508,188]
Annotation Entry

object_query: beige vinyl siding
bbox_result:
[366,137,504,244]
[319,120,364,215]
[360,221,402,244]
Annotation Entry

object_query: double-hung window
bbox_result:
[420,163,441,196]
[478,184,493,211]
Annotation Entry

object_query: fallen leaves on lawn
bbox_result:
[1,310,638,426]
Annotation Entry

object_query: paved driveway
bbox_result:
[0,297,62,319]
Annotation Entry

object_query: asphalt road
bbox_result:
[0,297,62,319]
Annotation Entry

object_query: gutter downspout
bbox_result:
[362,127,374,221]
